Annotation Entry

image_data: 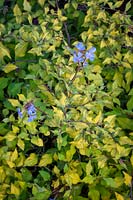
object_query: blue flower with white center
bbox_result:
[75,42,85,51]
[85,47,96,61]
[73,52,84,63]
[17,108,23,118]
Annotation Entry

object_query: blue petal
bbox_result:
[73,54,79,63]
[83,61,88,67]
[27,115,36,122]
[17,108,23,118]
[88,47,96,53]
[75,42,85,51]
[27,104,36,115]
[89,54,95,61]
[77,52,83,58]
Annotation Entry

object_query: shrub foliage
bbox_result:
[0,0,133,199]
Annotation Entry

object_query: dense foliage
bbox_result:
[0,0,133,199]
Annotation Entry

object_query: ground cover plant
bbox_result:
[0,0,133,199]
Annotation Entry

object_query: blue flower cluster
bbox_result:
[17,103,36,122]
[73,42,96,66]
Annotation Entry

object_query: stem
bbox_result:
[63,22,71,46]
[69,65,81,84]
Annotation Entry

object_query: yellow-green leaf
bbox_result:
[6,161,15,168]
[130,154,133,166]
[11,183,20,196]
[13,4,22,16]
[8,99,20,107]
[86,161,93,175]
[125,1,131,12]
[93,111,102,124]
[97,11,106,20]
[114,1,123,8]
[123,172,132,186]
[53,107,64,120]
[12,125,19,134]
[3,63,17,73]
[17,138,25,150]
[64,170,81,185]
[0,166,6,183]
[18,94,26,101]
[31,136,43,147]
[11,149,18,162]
[100,40,106,48]
[38,0,46,7]
[15,42,28,57]
[24,153,38,166]
[66,145,76,162]
[39,154,52,167]
[0,42,11,59]
[115,192,124,200]
[59,93,67,107]
[53,166,60,176]
[23,0,31,12]
[13,4,22,23]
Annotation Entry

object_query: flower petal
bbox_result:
[75,42,85,51]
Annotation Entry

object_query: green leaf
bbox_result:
[39,170,51,182]
[88,188,100,200]
[32,185,51,200]
[21,168,33,182]
[103,178,116,188]
[39,154,52,167]
[0,78,8,89]
[15,42,28,57]
[8,83,23,97]
[82,175,95,184]
[31,136,43,147]
[24,153,38,166]
[39,126,50,136]
[117,117,133,130]
[127,96,133,110]
[3,63,17,73]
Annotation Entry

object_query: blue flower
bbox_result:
[75,42,85,51]
[27,115,36,122]
[85,47,96,61]
[26,103,36,122]
[27,104,36,116]
[17,108,23,118]
[73,52,84,63]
